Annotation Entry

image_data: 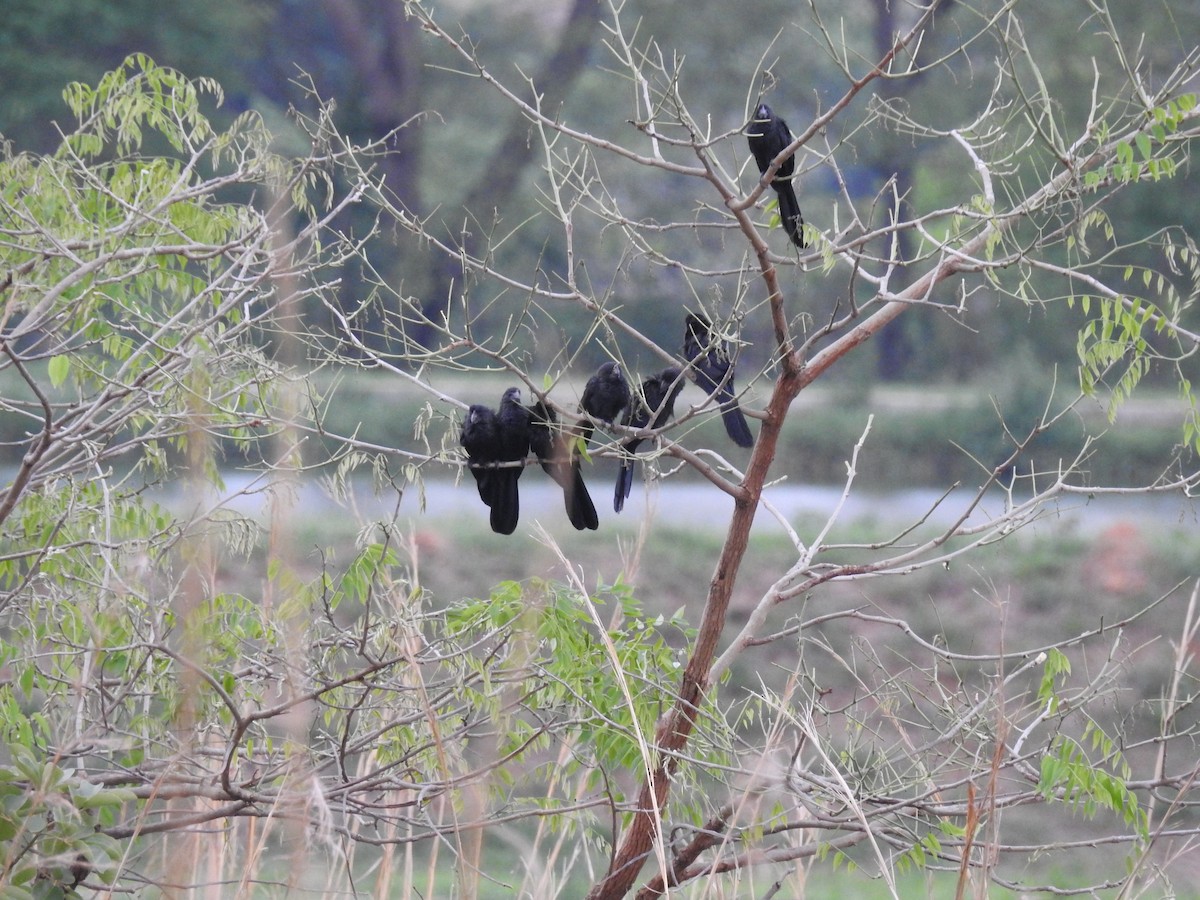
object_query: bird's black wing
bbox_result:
[747,103,795,180]
[492,388,531,535]
[580,361,631,440]
[684,314,754,448]
[650,367,685,429]
[460,404,501,507]
[614,368,683,513]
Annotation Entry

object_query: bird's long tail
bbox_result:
[774,181,806,249]
[613,460,634,513]
[720,400,755,448]
[708,378,755,448]
[490,470,520,535]
[567,460,600,530]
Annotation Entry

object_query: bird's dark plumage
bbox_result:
[462,388,604,534]
[528,400,599,531]
[581,361,631,425]
[684,313,754,448]
[580,360,631,446]
[747,102,805,249]
[491,387,531,535]
[614,367,684,513]
[70,853,90,889]
[461,404,502,507]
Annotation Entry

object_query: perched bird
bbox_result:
[460,403,502,508]
[458,390,529,535]
[528,399,599,531]
[492,387,531,535]
[683,313,754,448]
[580,360,631,451]
[70,854,90,890]
[746,102,806,249]
[581,361,631,427]
[33,852,90,892]
[614,367,684,513]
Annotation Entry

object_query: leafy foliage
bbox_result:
[0,743,130,897]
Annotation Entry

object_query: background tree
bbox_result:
[0,0,267,150]
[1,1,1200,898]
[306,0,606,349]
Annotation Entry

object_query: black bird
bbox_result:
[746,102,806,249]
[491,387,531,535]
[460,403,502,507]
[580,361,631,440]
[684,313,754,448]
[69,854,90,890]
[528,399,599,531]
[614,367,684,513]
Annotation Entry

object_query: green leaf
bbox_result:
[48,355,70,388]
[1135,132,1152,160]
[74,786,137,810]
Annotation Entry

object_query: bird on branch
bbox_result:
[747,102,806,249]
[614,367,684,513]
[684,313,754,448]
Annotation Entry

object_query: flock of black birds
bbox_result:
[459,104,802,534]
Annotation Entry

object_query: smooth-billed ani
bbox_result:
[581,361,631,426]
[490,387,531,535]
[613,367,684,513]
[460,403,502,508]
[746,102,806,249]
[528,399,599,531]
[579,360,631,449]
[684,313,754,448]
